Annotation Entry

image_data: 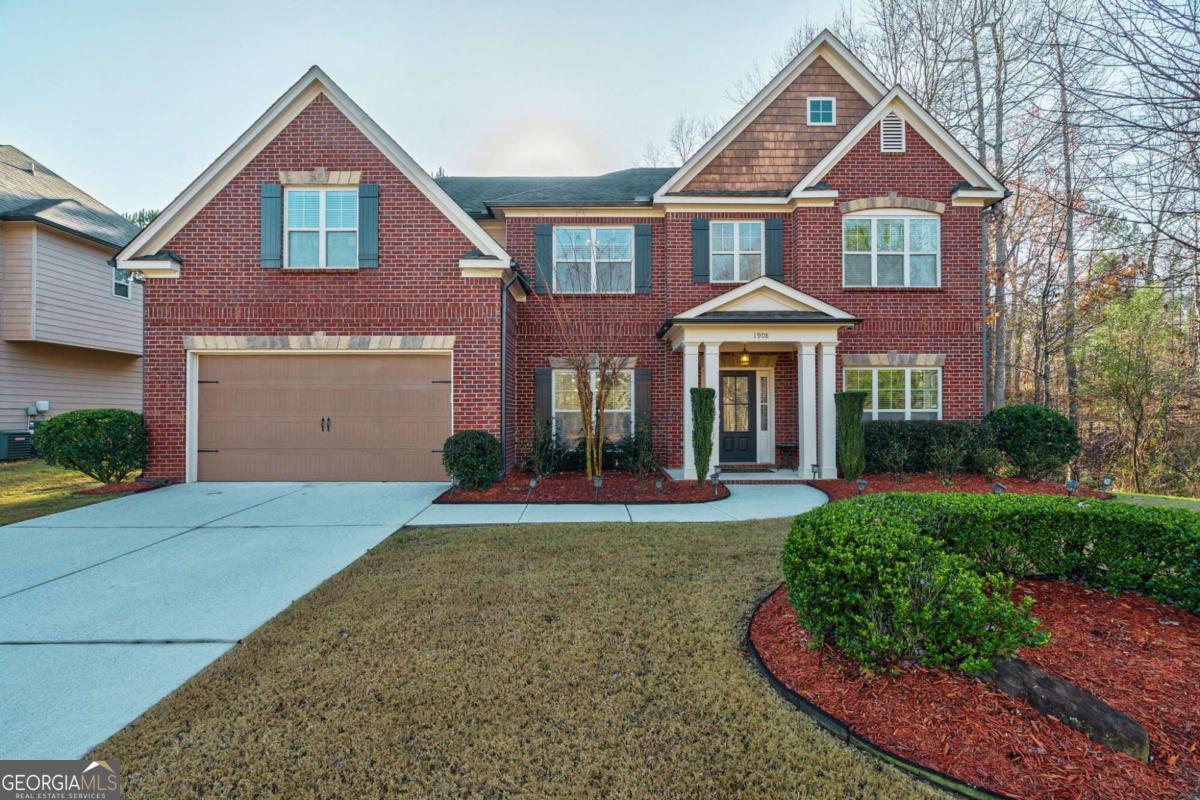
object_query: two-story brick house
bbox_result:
[117,31,1005,483]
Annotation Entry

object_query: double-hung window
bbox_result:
[710,221,763,282]
[807,97,836,125]
[553,226,634,293]
[112,266,131,299]
[285,187,359,268]
[551,369,634,444]
[843,212,940,287]
[844,367,941,421]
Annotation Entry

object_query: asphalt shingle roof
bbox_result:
[436,167,676,218]
[0,146,139,249]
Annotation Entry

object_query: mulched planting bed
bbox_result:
[434,469,730,504]
[811,472,1105,502]
[751,581,1200,800]
[76,481,159,495]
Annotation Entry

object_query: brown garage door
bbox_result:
[196,354,451,481]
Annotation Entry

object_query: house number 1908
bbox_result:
[752,332,770,340]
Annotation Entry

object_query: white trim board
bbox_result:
[674,276,856,321]
[117,66,511,272]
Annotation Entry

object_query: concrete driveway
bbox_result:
[0,481,445,759]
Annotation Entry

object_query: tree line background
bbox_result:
[641,0,1199,495]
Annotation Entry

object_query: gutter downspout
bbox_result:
[980,204,994,415]
[500,273,519,473]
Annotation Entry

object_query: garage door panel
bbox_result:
[196,354,452,482]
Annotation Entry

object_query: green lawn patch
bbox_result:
[0,459,131,526]
[94,521,941,799]
[1116,492,1200,513]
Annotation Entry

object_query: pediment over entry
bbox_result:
[674,277,855,320]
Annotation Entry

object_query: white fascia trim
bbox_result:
[653,31,885,201]
[790,87,1006,198]
[117,66,511,265]
[658,195,790,205]
[951,187,1006,205]
[674,276,856,320]
[118,260,180,278]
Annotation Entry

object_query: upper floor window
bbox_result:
[553,226,633,293]
[112,266,132,299]
[844,367,941,421]
[710,221,763,282]
[842,212,940,287]
[552,368,634,444]
[807,97,836,126]
[285,187,358,268]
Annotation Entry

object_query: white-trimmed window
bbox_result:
[553,226,634,293]
[285,187,358,268]
[844,367,941,421]
[710,221,763,282]
[842,211,940,287]
[112,266,131,299]
[807,97,836,126]
[551,369,634,444]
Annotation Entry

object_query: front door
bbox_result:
[719,371,756,463]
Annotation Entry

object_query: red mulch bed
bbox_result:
[751,581,1200,800]
[76,481,159,495]
[811,472,1106,502]
[434,470,729,504]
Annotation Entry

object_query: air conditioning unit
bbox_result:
[0,430,34,461]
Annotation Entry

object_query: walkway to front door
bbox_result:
[719,371,756,463]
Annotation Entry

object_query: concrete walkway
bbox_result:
[404,482,827,526]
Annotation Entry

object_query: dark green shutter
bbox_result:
[634,224,652,293]
[259,183,282,268]
[691,218,709,283]
[765,217,784,280]
[534,368,552,424]
[534,224,553,293]
[358,183,379,268]
[634,368,651,427]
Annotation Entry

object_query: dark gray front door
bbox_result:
[719,371,756,463]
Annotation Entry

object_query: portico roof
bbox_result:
[658,277,859,341]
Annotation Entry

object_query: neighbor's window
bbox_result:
[286,187,358,268]
[551,369,634,444]
[844,367,941,421]
[553,226,634,293]
[710,221,763,282]
[807,97,836,125]
[843,212,940,287]
[112,266,131,299]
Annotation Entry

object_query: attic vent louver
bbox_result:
[880,113,906,153]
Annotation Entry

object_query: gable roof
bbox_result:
[437,168,674,218]
[0,146,139,250]
[117,66,510,268]
[790,86,1005,198]
[654,31,886,200]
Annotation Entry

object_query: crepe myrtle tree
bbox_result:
[541,226,636,479]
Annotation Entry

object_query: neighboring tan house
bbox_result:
[116,31,1005,484]
[0,147,143,442]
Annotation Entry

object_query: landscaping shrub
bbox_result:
[983,404,1080,479]
[929,443,965,482]
[525,417,560,477]
[864,420,986,473]
[877,440,909,478]
[691,387,715,483]
[33,408,146,484]
[781,500,1048,672]
[442,430,502,490]
[834,391,868,480]
[617,418,660,485]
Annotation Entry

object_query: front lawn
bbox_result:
[94,520,941,799]
[0,459,130,526]
[1116,492,1200,513]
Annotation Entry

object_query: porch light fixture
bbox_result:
[856,478,868,495]
[738,345,751,367]
[993,482,1006,495]
[1065,479,1079,497]
[811,464,820,481]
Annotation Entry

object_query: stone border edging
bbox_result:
[743,584,1015,800]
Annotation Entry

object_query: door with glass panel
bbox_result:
[719,371,756,463]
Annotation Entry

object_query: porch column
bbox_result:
[703,342,721,478]
[682,342,700,480]
[798,343,818,477]
[819,342,838,479]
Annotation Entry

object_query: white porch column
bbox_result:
[798,343,818,478]
[703,342,721,478]
[819,342,838,479]
[682,342,700,480]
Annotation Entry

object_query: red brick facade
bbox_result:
[140,82,988,481]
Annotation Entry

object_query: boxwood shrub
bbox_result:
[983,404,1080,478]
[781,499,1048,672]
[442,430,502,490]
[33,408,146,484]
[863,420,990,474]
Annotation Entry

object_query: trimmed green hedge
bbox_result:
[33,408,146,484]
[782,493,1200,671]
[863,420,990,473]
[983,404,1080,478]
[442,430,502,490]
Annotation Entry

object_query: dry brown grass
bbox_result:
[95,520,946,799]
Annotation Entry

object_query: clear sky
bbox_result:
[0,0,838,214]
